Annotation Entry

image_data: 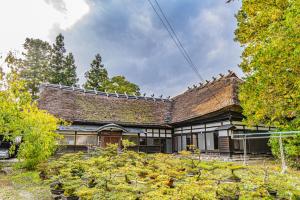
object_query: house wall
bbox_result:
[172,119,272,154]
[57,126,173,153]
[173,120,231,153]
[57,118,272,155]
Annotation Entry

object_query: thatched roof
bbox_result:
[38,85,173,126]
[38,72,242,126]
[171,72,242,123]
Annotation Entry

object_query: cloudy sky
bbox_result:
[0,0,242,97]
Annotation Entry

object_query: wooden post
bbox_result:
[279,133,287,173]
[145,132,148,153]
[243,135,247,166]
[74,131,77,152]
[204,132,207,154]
[138,133,140,152]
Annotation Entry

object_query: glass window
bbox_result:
[76,135,98,145]
[61,135,75,145]
[206,132,215,150]
[177,136,182,152]
[198,133,205,150]
[182,135,187,150]
[153,133,159,137]
[206,132,219,150]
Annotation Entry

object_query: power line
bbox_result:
[152,0,204,82]
[147,0,222,105]
[146,0,193,70]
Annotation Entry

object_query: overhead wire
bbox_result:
[147,0,222,105]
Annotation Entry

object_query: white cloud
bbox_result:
[0,0,90,63]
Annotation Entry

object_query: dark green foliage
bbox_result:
[4,34,79,98]
[64,53,79,86]
[48,33,78,86]
[84,54,140,95]
[84,54,109,91]
[5,39,51,98]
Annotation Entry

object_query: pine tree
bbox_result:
[48,33,78,86]
[4,39,51,98]
[21,38,51,98]
[84,54,109,91]
[49,33,65,84]
[64,53,78,86]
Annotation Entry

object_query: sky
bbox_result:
[0,0,243,97]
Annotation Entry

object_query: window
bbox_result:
[206,132,219,150]
[177,136,182,152]
[61,135,75,145]
[76,135,98,145]
[198,133,205,150]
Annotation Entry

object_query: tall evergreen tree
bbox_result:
[4,39,51,98]
[49,33,65,84]
[84,54,109,91]
[84,54,140,95]
[49,33,78,86]
[64,53,78,86]
[21,38,51,98]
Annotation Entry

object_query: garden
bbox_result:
[1,144,300,200]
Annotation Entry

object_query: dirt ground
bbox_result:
[0,162,51,200]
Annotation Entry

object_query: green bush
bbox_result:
[39,147,300,200]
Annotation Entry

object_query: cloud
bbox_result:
[1,0,243,97]
[0,0,89,66]
[60,1,242,96]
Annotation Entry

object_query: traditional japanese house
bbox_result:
[38,71,271,155]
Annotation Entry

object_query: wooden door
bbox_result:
[100,131,122,148]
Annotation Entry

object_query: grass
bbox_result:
[0,168,51,200]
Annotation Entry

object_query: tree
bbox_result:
[84,54,109,91]
[3,39,52,98]
[107,76,140,95]
[20,38,51,98]
[235,0,300,166]
[49,33,78,86]
[0,72,61,169]
[84,54,140,95]
[64,53,79,86]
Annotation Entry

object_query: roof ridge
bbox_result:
[171,70,241,100]
[39,83,172,102]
